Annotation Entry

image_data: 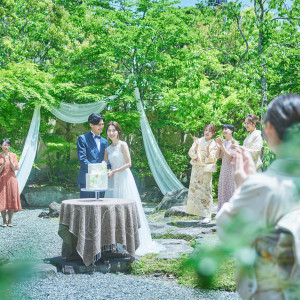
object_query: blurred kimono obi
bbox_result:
[186,137,218,218]
[217,158,300,300]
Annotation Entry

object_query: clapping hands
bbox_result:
[215,137,223,148]
[232,148,256,188]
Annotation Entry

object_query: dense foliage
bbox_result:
[0,0,299,190]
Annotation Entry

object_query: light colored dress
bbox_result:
[0,153,21,211]
[105,143,164,255]
[216,158,300,300]
[243,130,263,171]
[217,139,237,211]
[186,137,218,217]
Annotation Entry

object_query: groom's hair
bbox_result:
[88,113,105,125]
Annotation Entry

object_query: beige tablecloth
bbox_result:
[58,198,141,266]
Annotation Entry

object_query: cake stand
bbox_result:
[80,188,110,200]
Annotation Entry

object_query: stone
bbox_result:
[142,187,163,204]
[20,194,28,208]
[164,206,190,217]
[169,227,214,237]
[149,222,177,236]
[143,205,156,215]
[157,217,177,222]
[38,212,49,218]
[156,188,188,210]
[49,201,61,218]
[194,234,219,247]
[154,239,194,260]
[30,263,57,279]
[22,186,79,207]
[49,256,132,274]
[200,220,216,228]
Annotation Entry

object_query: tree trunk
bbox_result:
[254,0,268,122]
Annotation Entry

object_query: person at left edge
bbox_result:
[77,113,108,198]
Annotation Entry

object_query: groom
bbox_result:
[77,113,108,198]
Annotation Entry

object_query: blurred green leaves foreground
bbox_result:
[0,258,35,299]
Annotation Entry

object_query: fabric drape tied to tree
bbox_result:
[134,87,184,194]
[16,93,184,195]
[16,105,40,193]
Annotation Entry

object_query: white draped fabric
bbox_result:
[17,92,183,196]
[134,87,184,195]
[16,106,40,193]
[50,100,109,123]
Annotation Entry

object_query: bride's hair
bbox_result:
[106,121,122,138]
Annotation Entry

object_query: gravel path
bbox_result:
[0,209,240,300]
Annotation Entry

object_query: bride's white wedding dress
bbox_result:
[105,143,164,255]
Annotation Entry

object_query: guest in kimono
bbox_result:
[242,114,264,171]
[186,124,219,224]
[215,124,238,211]
[217,94,300,300]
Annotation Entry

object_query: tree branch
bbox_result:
[272,17,300,21]
[19,20,28,35]
[235,15,249,62]
[280,43,300,48]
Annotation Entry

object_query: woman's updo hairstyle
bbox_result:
[264,94,300,140]
[106,121,122,138]
[204,124,217,136]
[246,114,259,126]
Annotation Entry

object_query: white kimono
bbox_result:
[243,130,263,171]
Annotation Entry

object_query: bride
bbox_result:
[104,121,164,255]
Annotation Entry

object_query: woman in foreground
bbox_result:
[217,94,300,299]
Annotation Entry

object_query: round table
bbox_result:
[58,198,141,266]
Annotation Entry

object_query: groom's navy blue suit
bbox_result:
[77,131,108,198]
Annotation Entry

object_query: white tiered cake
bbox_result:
[86,162,108,190]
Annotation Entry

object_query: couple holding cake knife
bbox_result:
[77,113,163,255]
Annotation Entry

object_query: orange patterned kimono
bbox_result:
[186,137,218,217]
[0,153,21,211]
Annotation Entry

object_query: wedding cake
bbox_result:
[86,162,108,190]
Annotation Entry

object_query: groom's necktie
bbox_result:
[94,135,101,151]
